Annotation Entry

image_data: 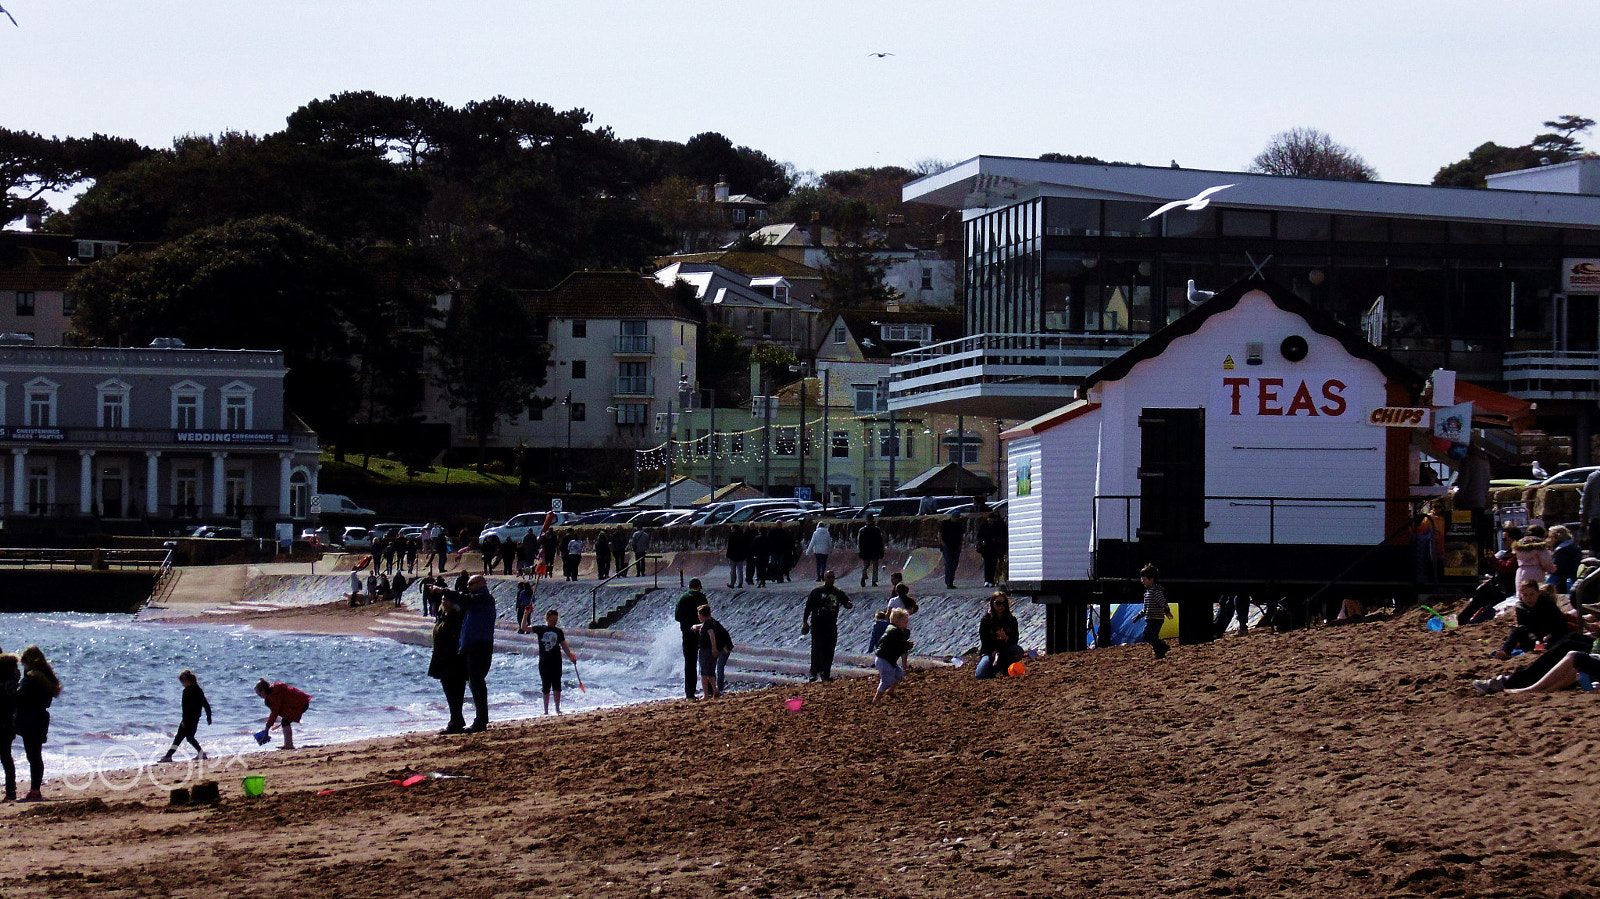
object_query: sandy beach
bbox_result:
[2,598,1598,898]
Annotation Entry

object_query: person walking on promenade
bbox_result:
[426,588,468,734]
[610,529,629,579]
[529,609,579,715]
[806,522,834,582]
[628,524,651,577]
[0,651,18,802]
[938,515,966,589]
[749,529,768,588]
[14,646,60,801]
[675,578,708,700]
[159,669,212,763]
[1136,564,1172,660]
[564,534,583,581]
[455,574,498,732]
[976,511,1006,588]
[595,529,613,580]
[501,537,518,576]
[725,527,746,588]
[254,678,311,750]
[802,571,854,682]
[857,514,885,588]
[540,529,561,576]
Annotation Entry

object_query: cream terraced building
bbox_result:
[0,343,320,534]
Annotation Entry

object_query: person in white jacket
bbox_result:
[806,522,834,582]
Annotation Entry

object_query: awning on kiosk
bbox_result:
[1454,381,1535,432]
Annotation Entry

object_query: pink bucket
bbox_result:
[784,697,803,713]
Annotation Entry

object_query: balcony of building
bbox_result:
[887,332,1147,419]
[613,335,656,357]
[613,376,656,397]
[1503,350,1600,401]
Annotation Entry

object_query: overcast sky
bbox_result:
[4,0,1597,191]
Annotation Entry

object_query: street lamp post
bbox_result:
[562,391,574,496]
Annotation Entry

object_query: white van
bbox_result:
[316,494,376,517]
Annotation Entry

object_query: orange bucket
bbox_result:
[1007,660,1027,677]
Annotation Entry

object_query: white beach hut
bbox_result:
[1002,278,1429,651]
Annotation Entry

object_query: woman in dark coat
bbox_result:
[725,527,747,588]
[974,592,1024,679]
[15,645,61,802]
[0,651,18,802]
[427,589,469,735]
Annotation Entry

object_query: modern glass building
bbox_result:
[897,157,1600,458]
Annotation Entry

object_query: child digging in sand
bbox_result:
[873,608,913,703]
[159,669,212,763]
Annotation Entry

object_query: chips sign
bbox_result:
[1367,406,1431,428]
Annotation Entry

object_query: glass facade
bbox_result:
[963,196,1600,377]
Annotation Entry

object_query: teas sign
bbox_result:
[1215,374,1355,419]
[1367,406,1431,428]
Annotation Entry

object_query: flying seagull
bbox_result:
[867,52,895,57]
[0,4,16,26]
[1143,183,1235,221]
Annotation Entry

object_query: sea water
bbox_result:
[0,612,688,783]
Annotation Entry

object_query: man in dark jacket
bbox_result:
[975,512,1006,588]
[726,528,747,588]
[938,515,966,589]
[675,578,708,699]
[857,515,885,588]
[802,571,854,681]
[454,575,498,732]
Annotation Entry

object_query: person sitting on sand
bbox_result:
[1457,527,1522,626]
[1490,581,1571,660]
[254,678,311,750]
[975,591,1024,679]
[1548,525,1580,592]
[1513,528,1556,593]
[873,608,914,703]
[1475,605,1600,694]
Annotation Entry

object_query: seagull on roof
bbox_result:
[867,52,895,57]
[1187,280,1215,306]
[0,4,16,26]
[1143,183,1235,221]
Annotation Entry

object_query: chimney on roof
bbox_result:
[886,214,908,249]
[714,179,730,202]
[809,211,824,247]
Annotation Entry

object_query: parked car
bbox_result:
[299,526,330,545]
[623,508,696,528]
[724,500,822,523]
[340,527,374,551]
[1539,466,1600,487]
[945,499,1009,517]
[192,525,243,539]
[859,497,924,519]
[371,522,414,542]
[824,506,864,520]
[316,493,376,516]
[479,511,573,545]
[570,507,623,525]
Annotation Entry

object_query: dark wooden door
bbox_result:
[1137,408,1205,544]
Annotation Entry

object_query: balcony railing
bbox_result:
[614,335,656,355]
[614,376,656,396]
[1503,350,1600,400]
[887,332,1149,412]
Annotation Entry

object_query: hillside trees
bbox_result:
[1249,127,1377,181]
[0,128,151,228]
[66,216,419,431]
[1434,115,1595,188]
[433,280,552,470]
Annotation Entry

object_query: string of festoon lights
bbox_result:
[633,415,935,470]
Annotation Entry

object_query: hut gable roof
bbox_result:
[1078,277,1423,397]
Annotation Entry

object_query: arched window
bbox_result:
[289,468,311,519]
